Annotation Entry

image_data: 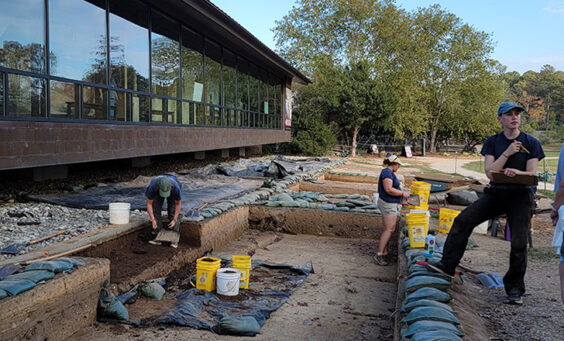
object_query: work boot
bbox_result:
[504,294,523,305]
[373,255,389,266]
[425,261,455,277]
[148,240,162,246]
[170,243,178,249]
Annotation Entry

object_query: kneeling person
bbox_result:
[146,175,182,248]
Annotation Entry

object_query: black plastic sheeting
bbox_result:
[203,155,332,179]
[154,260,313,336]
[26,178,262,212]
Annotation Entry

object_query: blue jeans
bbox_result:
[152,196,180,234]
[441,186,534,296]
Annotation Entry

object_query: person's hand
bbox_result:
[402,192,410,199]
[502,168,519,177]
[503,141,521,158]
[168,219,176,229]
[151,219,157,229]
[551,210,558,226]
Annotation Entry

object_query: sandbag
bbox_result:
[25,260,74,273]
[408,270,453,282]
[447,190,479,206]
[0,288,7,299]
[98,280,129,320]
[402,320,465,339]
[0,279,36,296]
[400,299,453,314]
[409,330,463,341]
[140,282,165,300]
[218,316,261,336]
[5,270,55,283]
[404,276,451,294]
[402,306,460,325]
[56,257,86,266]
[403,287,451,304]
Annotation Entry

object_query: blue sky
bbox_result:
[211,0,564,74]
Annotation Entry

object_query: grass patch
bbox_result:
[463,159,559,174]
[528,246,559,261]
[544,150,561,157]
[462,160,484,173]
[538,189,555,200]
[350,159,377,165]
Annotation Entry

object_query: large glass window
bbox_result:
[181,28,203,102]
[109,0,149,92]
[181,102,192,124]
[8,74,45,117]
[260,80,269,114]
[0,72,4,116]
[151,11,179,97]
[110,89,127,121]
[236,58,249,111]
[205,40,221,109]
[223,49,236,109]
[50,80,79,119]
[83,85,107,120]
[0,1,45,73]
[249,76,260,113]
[168,99,179,124]
[49,0,107,84]
[151,97,164,123]
[131,93,149,122]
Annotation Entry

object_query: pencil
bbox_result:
[514,140,530,154]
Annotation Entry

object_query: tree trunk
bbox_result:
[429,128,438,153]
[351,126,359,157]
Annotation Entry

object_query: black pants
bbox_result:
[152,196,180,234]
[441,187,534,296]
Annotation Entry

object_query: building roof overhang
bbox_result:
[146,0,310,84]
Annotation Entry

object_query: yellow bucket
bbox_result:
[409,181,431,210]
[232,255,252,289]
[196,257,221,292]
[438,208,460,234]
[406,212,428,248]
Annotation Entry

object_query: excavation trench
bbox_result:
[1,176,401,340]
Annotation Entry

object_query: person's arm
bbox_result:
[147,199,157,229]
[382,178,409,198]
[168,200,182,228]
[551,180,564,226]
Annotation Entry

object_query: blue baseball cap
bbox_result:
[497,102,524,116]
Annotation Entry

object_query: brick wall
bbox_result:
[0,121,290,170]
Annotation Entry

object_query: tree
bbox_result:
[390,5,499,152]
[336,62,396,156]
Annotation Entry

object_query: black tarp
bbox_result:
[154,260,313,336]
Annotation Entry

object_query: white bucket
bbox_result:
[216,268,241,296]
[109,202,131,225]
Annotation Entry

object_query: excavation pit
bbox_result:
[0,200,395,340]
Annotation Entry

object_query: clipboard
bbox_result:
[491,172,538,186]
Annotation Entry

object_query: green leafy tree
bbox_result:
[391,5,498,152]
[336,62,397,156]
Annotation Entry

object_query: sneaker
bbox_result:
[504,295,523,305]
[170,243,178,249]
[373,255,389,266]
[148,240,162,246]
[425,261,455,278]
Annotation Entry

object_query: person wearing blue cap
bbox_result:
[145,174,182,248]
[427,101,544,305]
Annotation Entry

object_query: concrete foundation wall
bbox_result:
[0,121,290,170]
[0,258,109,341]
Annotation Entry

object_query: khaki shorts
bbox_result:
[377,198,400,216]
